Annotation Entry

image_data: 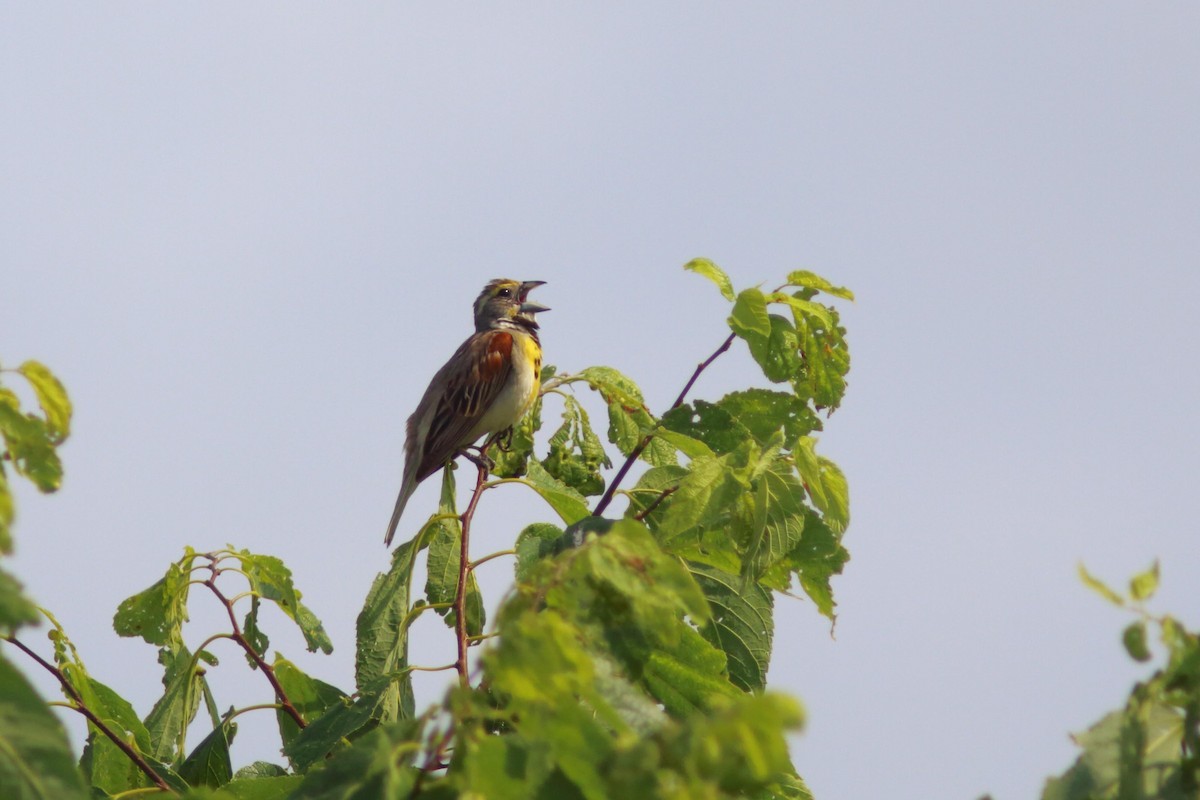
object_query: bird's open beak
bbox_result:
[519,280,550,314]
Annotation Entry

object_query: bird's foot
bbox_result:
[493,427,515,453]
[459,446,494,473]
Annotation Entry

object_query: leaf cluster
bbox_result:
[0,262,856,799]
[1042,564,1200,799]
[0,361,72,635]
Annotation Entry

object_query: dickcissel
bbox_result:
[384,279,548,546]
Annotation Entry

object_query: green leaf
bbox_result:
[666,692,805,793]
[642,626,740,715]
[272,655,349,753]
[425,515,486,638]
[763,512,849,621]
[220,775,304,800]
[0,652,89,800]
[0,391,63,493]
[233,762,289,779]
[785,270,855,301]
[481,613,614,800]
[59,653,154,794]
[290,720,421,799]
[661,401,751,455]
[241,596,269,667]
[354,575,415,723]
[655,445,754,544]
[179,719,236,788]
[730,289,812,386]
[514,522,563,583]
[574,367,676,467]
[793,302,851,411]
[1078,564,1125,607]
[144,645,208,762]
[519,461,591,525]
[1129,561,1160,602]
[590,653,668,736]
[743,466,808,581]
[1041,702,1186,800]
[16,361,72,443]
[765,291,834,330]
[690,563,774,692]
[580,519,711,627]
[513,519,731,721]
[730,289,786,384]
[113,557,193,648]
[79,734,151,798]
[356,492,444,723]
[458,733,551,799]
[424,521,458,611]
[524,707,611,800]
[742,314,804,385]
[684,258,736,301]
[75,677,151,754]
[500,521,719,712]
[235,552,332,655]
[653,428,715,461]
[0,567,40,634]
[718,388,820,444]
[1122,622,1152,663]
[574,366,645,410]
[0,466,13,554]
[283,686,396,772]
[624,465,688,529]
[542,396,610,496]
[729,288,771,340]
[793,437,850,532]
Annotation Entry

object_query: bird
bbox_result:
[384,279,549,547]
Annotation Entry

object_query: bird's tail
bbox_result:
[384,478,417,547]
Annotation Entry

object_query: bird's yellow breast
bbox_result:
[473,331,541,437]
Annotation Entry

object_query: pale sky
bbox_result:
[4,5,1199,798]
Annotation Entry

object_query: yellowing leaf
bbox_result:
[793,437,850,532]
[1129,561,1160,602]
[728,287,771,340]
[785,270,855,301]
[18,360,72,442]
[765,292,834,329]
[685,258,736,301]
[1078,563,1125,607]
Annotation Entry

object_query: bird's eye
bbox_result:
[497,287,512,298]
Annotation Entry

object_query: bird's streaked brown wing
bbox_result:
[414,329,514,482]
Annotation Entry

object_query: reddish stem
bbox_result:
[455,459,489,685]
[4,636,174,794]
[202,577,306,729]
[593,332,735,516]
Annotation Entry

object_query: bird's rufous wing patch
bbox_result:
[416,330,514,482]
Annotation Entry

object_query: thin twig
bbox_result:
[410,718,456,798]
[4,636,174,794]
[454,459,489,685]
[593,332,736,516]
[633,486,678,521]
[409,662,459,673]
[200,577,306,730]
[401,601,453,633]
[468,549,515,570]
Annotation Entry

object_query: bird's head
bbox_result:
[473,279,549,332]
